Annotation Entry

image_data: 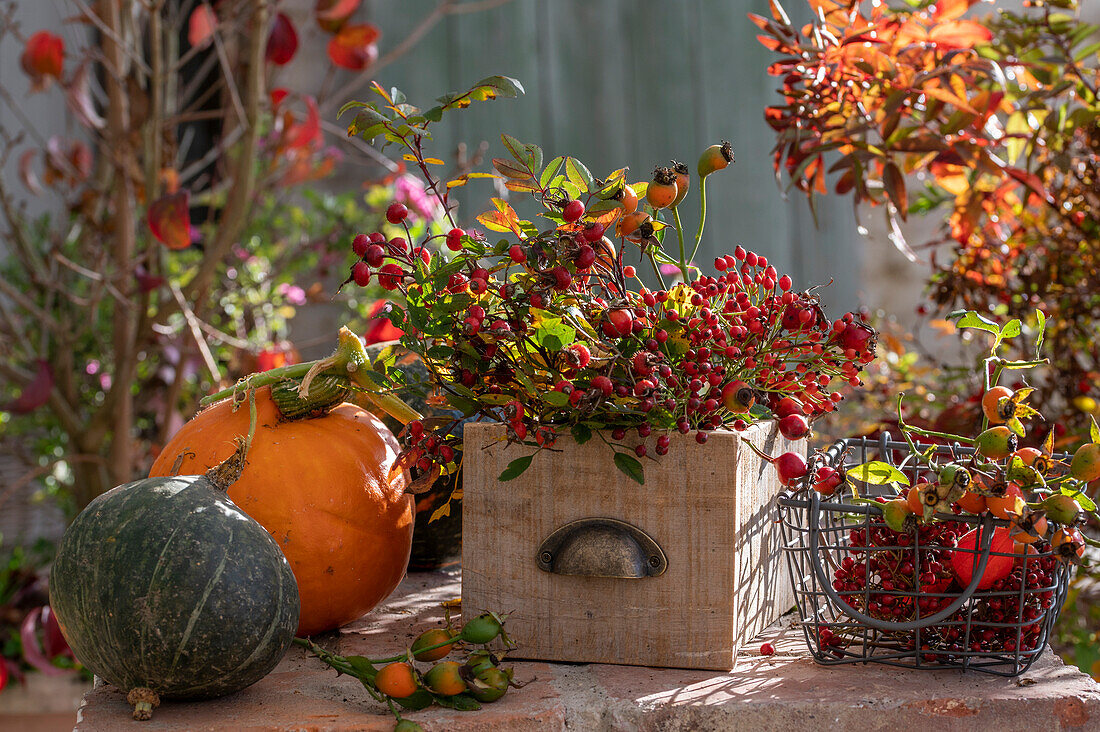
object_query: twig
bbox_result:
[169,281,222,383]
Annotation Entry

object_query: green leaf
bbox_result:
[613,452,645,485]
[1062,486,1097,512]
[1035,310,1047,357]
[564,157,593,192]
[544,391,569,407]
[501,134,526,164]
[847,460,910,487]
[1091,415,1099,444]
[540,156,565,187]
[948,310,1000,336]
[432,692,482,711]
[533,317,576,351]
[993,318,1022,352]
[345,656,376,679]
[337,99,368,118]
[392,689,434,711]
[499,455,534,481]
[445,393,478,416]
[571,423,592,444]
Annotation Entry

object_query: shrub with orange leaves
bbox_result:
[756,0,1100,434]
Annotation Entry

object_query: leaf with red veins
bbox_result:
[65,61,105,129]
[327,23,380,70]
[266,13,299,66]
[315,0,361,33]
[188,3,217,48]
[5,361,53,414]
[147,190,193,250]
[20,31,64,92]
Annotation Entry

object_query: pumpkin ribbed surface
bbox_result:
[149,388,413,636]
[49,476,299,699]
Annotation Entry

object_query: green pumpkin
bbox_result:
[49,473,299,716]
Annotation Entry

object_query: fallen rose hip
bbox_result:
[760,642,775,656]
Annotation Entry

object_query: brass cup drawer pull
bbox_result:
[535,518,667,578]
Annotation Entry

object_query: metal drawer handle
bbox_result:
[536,517,667,578]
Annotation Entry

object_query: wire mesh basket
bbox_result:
[778,434,1074,677]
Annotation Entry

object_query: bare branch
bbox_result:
[169,281,221,383]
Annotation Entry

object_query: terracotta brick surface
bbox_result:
[75,569,1100,731]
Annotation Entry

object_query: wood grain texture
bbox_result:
[462,421,801,670]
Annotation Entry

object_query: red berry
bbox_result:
[774,452,807,487]
[365,244,386,268]
[574,245,596,269]
[778,414,809,440]
[378,263,403,291]
[446,227,465,251]
[552,266,572,291]
[563,199,584,223]
[386,202,409,224]
[695,431,708,444]
[591,375,613,396]
[635,444,647,457]
[388,236,408,254]
[582,222,605,242]
[352,233,370,256]
[509,245,527,263]
[351,261,371,286]
[760,642,775,656]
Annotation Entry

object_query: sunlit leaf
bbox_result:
[847,460,910,486]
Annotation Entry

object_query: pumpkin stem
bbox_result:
[205,389,257,492]
[126,687,160,721]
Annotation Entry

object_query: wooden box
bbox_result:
[461,421,802,670]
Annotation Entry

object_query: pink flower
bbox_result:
[392,174,442,223]
[276,282,307,305]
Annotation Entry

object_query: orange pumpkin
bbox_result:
[149,387,413,636]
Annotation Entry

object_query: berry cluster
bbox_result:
[300,611,519,732]
[339,128,876,483]
[818,514,1064,664]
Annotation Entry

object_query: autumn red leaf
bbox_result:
[327,23,380,71]
[188,3,217,48]
[288,95,322,150]
[5,361,53,415]
[266,13,299,66]
[20,607,74,677]
[21,31,64,92]
[316,0,361,33]
[928,20,992,50]
[147,190,193,250]
[134,265,165,293]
